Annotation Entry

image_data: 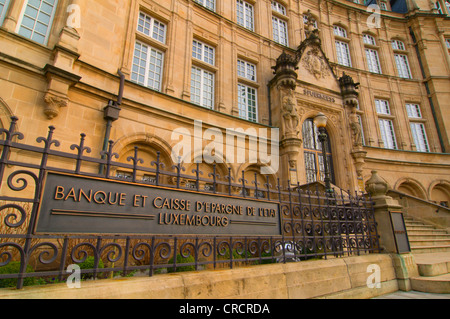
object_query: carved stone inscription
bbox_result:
[35,172,281,236]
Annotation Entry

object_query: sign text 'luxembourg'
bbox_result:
[35,172,281,236]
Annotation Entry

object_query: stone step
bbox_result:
[408,233,450,240]
[411,245,450,254]
[407,229,448,236]
[409,239,450,247]
[410,274,450,294]
[413,253,450,277]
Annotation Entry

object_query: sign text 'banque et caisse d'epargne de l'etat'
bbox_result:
[35,172,281,236]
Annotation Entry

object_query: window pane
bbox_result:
[18,0,58,44]
[410,123,429,152]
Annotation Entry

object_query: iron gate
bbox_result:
[0,117,380,289]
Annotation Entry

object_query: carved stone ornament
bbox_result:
[365,170,389,197]
[302,48,330,80]
[44,92,69,119]
[281,89,300,139]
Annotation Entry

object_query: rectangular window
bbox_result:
[375,99,390,115]
[363,34,376,45]
[272,16,288,46]
[271,1,286,15]
[131,41,164,91]
[0,0,11,25]
[365,48,382,74]
[193,0,215,11]
[394,54,412,79]
[192,40,215,65]
[238,83,257,122]
[335,40,352,67]
[17,0,58,45]
[191,66,214,109]
[333,26,347,38]
[378,119,397,149]
[405,103,422,118]
[137,11,166,43]
[236,0,254,31]
[237,59,256,81]
[410,122,429,152]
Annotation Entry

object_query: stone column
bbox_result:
[365,170,419,291]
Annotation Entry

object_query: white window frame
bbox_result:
[378,119,397,149]
[131,40,164,91]
[410,122,430,152]
[271,1,286,15]
[272,16,288,46]
[391,39,406,50]
[137,11,166,44]
[435,0,444,14]
[333,25,347,38]
[365,48,382,74]
[335,40,352,67]
[238,83,257,122]
[192,40,215,65]
[0,0,10,25]
[406,103,422,118]
[375,99,390,115]
[237,0,254,31]
[16,0,58,45]
[191,66,215,109]
[363,34,376,45]
[394,54,412,79]
[237,59,256,81]
[193,0,215,11]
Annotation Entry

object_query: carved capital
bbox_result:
[44,92,69,119]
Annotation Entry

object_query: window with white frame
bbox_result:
[17,0,58,45]
[137,11,166,43]
[192,40,215,65]
[131,41,164,91]
[391,39,405,50]
[406,104,429,152]
[131,13,166,91]
[237,84,257,122]
[375,99,390,115]
[272,2,288,46]
[0,0,10,25]
[363,33,382,74]
[375,99,397,149]
[363,33,376,46]
[334,26,352,67]
[410,122,429,152]
[435,0,444,14]
[191,66,214,109]
[193,0,215,11]
[191,39,215,109]
[271,1,286,15]
[378,119,397,149]
[392,40,412,79]
[365,48,382,74]
[237,59,256,81]
[236,0,254,31]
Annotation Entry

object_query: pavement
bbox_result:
[373,290,450,299]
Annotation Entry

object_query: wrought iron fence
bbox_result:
[0,116,380,289]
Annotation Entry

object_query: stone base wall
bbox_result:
[0,254,401,299]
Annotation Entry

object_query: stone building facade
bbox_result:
[0,0,449,205]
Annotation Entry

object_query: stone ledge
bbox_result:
[0,254,400,299]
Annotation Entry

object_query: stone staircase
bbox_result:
[404,215,450,294]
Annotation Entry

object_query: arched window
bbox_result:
[302,119,335,184]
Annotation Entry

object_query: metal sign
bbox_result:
[36,172,281,236]
[390,211,410,254]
